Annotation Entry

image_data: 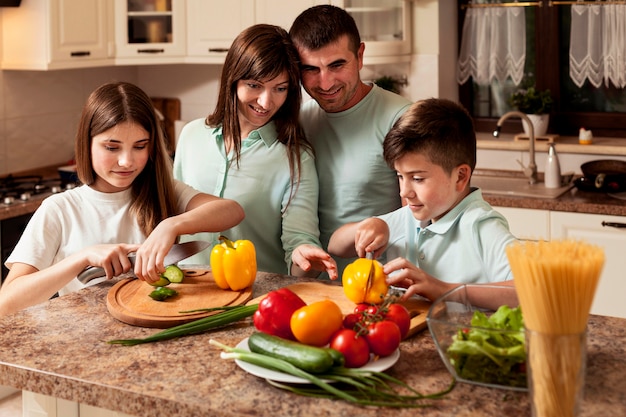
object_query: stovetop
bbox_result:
[0,174,78,206]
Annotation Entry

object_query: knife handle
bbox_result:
[77,266,106,284]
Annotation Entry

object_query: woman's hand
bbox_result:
[291,244,338,280]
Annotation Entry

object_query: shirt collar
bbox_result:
[424,188,483,234]
[212,121,278,148]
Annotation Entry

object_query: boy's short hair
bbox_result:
[383,98,476,174]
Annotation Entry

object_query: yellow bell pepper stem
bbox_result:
[210,236,257,291]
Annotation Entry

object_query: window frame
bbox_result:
[457,2,626,138]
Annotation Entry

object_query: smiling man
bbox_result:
[290,5,412,277]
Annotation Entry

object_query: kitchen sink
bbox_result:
[471,174,575,199]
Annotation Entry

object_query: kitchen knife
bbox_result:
[77,240,211,284]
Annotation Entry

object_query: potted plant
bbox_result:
[509,86,553,136]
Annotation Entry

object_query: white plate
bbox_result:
[234,337,400,384]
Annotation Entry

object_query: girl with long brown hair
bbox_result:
[0,81,244,316]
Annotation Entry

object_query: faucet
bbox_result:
[492,111,538,185]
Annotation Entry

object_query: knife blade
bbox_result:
[77,240,211,284]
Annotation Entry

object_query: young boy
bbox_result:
[328,98,518,308]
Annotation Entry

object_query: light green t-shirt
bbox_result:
[173,120,321,275]
[300,84,412,276]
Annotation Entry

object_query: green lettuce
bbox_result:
[446,305,527,388]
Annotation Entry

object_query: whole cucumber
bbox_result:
[247,332,335,374]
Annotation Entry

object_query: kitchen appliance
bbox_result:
[0,174,79,282]
[574,159,626,192]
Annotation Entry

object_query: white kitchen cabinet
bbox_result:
[185,0,254,63]
[330,0,412,64]
[494,206,550,241]
[1,0,113,70]
[114,0,186,64]
[550,211,626,319]
[185,0,325,63]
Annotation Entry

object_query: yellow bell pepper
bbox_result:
[210,236,257,291]
[342,257,389,304]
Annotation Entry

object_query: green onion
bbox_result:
[107,304,258,346]
[210,339,456,408]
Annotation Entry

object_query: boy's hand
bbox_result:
[383,257,455,302]
[354,217,389,259]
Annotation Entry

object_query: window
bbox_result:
[458,2,626,138]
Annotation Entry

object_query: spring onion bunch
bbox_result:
[210,339,455,408]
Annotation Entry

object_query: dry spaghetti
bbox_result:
[506,240,604,417]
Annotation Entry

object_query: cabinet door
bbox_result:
[1,0,112,70]
[50,0,110,63]
[114,0,186,63]
[550,211,626,318]
[494,206,550,241]
[330,0,411,64]
[186,0,254,62]
[255,0,328,30]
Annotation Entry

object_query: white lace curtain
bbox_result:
[570,5,626,89]
[457,7,526,86]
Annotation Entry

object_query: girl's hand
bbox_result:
[383,257,455,302]
[84,243,140,279]
[291,244,338,280]
[134,219,178,283]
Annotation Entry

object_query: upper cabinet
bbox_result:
[113,0,186,64]
[1,0,113,70]
[331,0,411,64]
[185,0,325,64]
[185,0,254,63]
[1,0,412,70]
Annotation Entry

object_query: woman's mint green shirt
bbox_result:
[173,120,321,274]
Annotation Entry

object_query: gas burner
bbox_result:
[0,174,76,206]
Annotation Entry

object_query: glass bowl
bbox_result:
[426,284,527,391]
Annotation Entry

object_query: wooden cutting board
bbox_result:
[247,282,432,339]
[107,268,252,328]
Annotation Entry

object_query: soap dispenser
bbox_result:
[544,142,561,188]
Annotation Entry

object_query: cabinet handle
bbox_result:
[208,48,229,53]
[70,51,91,57]
[601,221,626,228]
[137,48,165,54]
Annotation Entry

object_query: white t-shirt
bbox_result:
[6,180,198,296]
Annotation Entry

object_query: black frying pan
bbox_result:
[576,160,626,192]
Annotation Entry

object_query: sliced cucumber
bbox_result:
[149,287,178,301]
[162,265,184,283]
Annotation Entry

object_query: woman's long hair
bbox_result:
[75,81,177,236]
[207,24,313,206]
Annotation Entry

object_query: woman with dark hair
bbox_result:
[0,81,244,316]
[174,24,336,278]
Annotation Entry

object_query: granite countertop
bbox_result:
[0,272,625,417]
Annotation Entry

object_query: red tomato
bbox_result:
[354,303,370,314]
[342,313,362,330]
[329,329,371,368]
[384,303,411,339]
[365,305,379,316]
[365,320,401,357]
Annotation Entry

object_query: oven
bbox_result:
[0,174,77,284]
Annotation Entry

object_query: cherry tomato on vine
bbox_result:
[354,303,370,314]
[365,320,401,357]
[342,313,362,330]
[384,303,411,339]
[330,329,371,368]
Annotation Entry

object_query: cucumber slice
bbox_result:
[162,265,184,283]
[149,276,171,287]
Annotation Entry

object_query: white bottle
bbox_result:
[545,143,561,188]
